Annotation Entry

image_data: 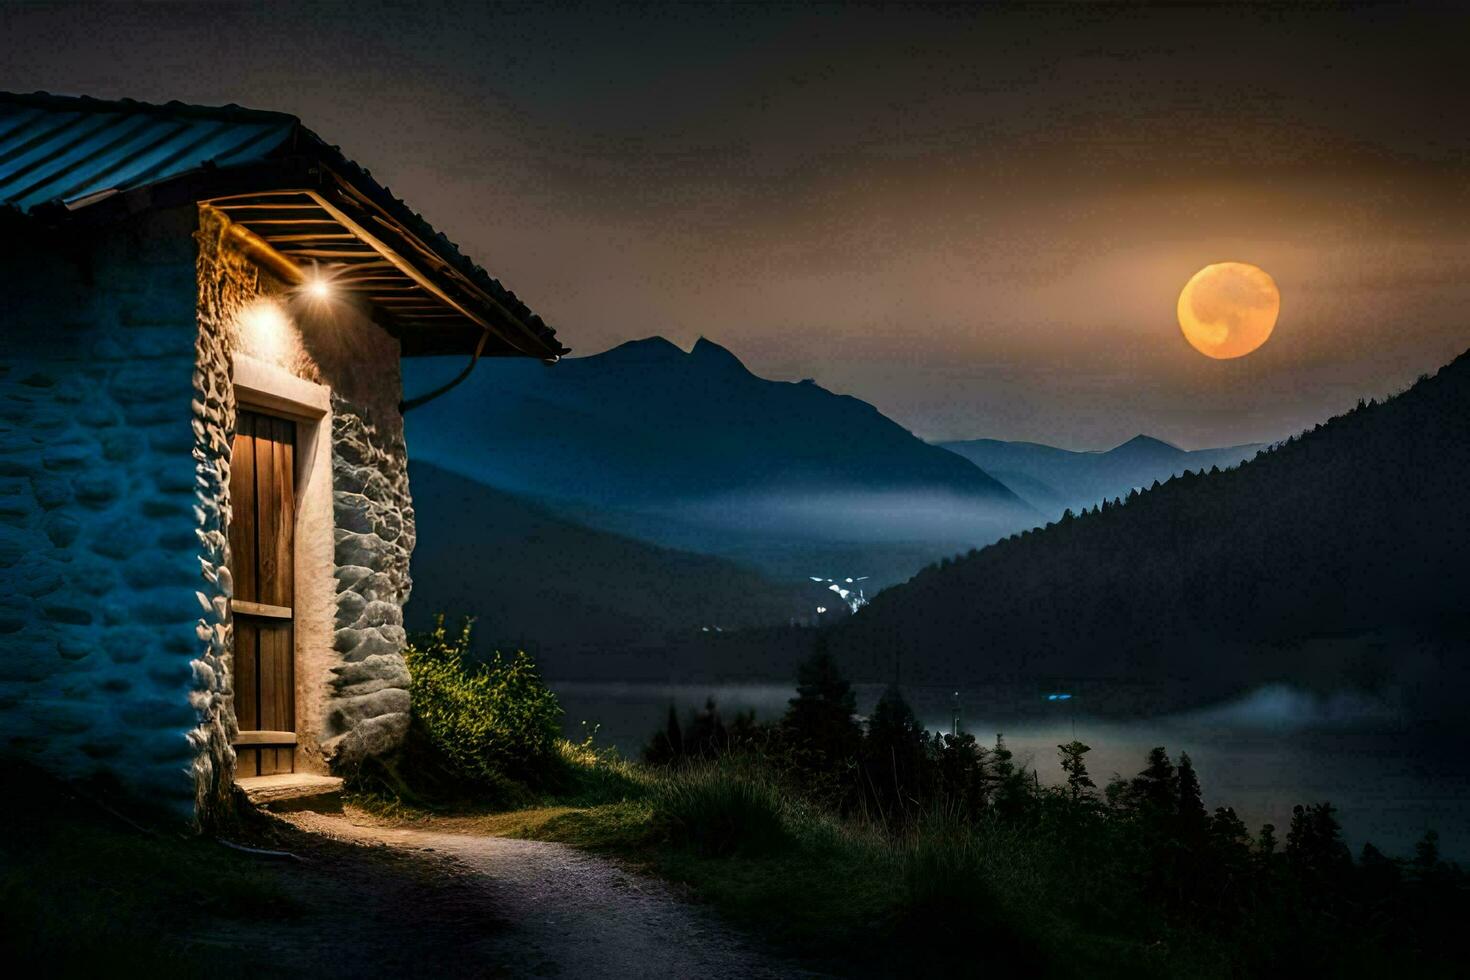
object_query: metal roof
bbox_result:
[0,92,566,360]
[0,96,296,213]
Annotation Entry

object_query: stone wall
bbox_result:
[0,206,415,828]
[195,207,414,781]
[326,404,414,765]
[0,207,206,822]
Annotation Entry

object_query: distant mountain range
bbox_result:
[937,434,1267,517]
[404,337,1040,587]
[834,350,1470,713]
[405,462,810,673]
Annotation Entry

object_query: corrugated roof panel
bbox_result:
[0,101,294,213]
[1,113,161,206]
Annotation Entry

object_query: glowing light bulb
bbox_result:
[304,278,332,301]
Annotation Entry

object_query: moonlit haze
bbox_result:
[4,2,1468,448]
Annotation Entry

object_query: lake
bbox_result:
[550,680,1470,861]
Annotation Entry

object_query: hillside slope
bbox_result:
[837,350,1470,704]
[939,434,1266,517]
[404,337,1039,585]
[405,463,805,668]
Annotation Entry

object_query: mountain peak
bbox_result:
[690,336,749,372]
[1111,434,1182,455]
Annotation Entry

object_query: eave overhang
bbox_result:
[0,92,567,361]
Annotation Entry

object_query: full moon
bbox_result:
[1177,262,1280,359]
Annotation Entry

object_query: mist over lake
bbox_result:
[553,680,1470,862]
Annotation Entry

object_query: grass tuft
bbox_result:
[652,757,792,858]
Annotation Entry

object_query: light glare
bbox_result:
[236,299,291,364]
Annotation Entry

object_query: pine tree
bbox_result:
[862,685,929,821]
[991,733,1030,817]
[1257,822,1278,860]
[934,730,991,817]
[1285,802,1351,885]
[1129,747,1181,907]
[1210,806,1250,849]
[683,697,728,758]
[642,702,685,764]
[1209,806,1255,903]
[992,732,1014,780]
[1177,752,1208,835]
[1057,739,1096,802]
[783,640,862,767]
[1285,804,1308,855]
[1130,746,1177,816]
[1414,828,1441,874]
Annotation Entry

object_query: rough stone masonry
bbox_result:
[197,206,415,798]
[0,204,415,827]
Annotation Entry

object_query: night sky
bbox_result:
[4,1,1468,448]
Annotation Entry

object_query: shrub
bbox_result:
[652,758,792,857]
[404,616,562,788]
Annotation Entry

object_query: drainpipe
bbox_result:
[399,328,491,414]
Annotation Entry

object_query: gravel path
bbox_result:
[286,812,819,979]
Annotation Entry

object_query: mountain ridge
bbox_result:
[404,335,1041,586]
[938,432,1269,516]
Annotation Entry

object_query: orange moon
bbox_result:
[1177,262,1280,359]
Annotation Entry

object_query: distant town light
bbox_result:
[809,573,870,614]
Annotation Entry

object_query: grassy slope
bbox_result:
[356,738,1465,979]
[355,747,1178,979]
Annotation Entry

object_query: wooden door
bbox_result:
[228,409,297,777]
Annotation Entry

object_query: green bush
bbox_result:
[652,758,792,857]
[404,616,562,788]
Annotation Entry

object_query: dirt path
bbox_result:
[285,811,819,979]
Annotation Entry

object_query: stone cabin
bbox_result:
[0,93,567,826]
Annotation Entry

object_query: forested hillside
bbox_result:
[835,349,1470,705]
[406,463,804,671]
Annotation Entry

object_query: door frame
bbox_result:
[229,354,330,778]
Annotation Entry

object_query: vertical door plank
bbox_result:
[254,414,284,608]
[234,617,260,777]
[258,622,294,774]
[228,412,258,604]
[270,416,295,607]
[234,617,259,732]
[257,622,281,772]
